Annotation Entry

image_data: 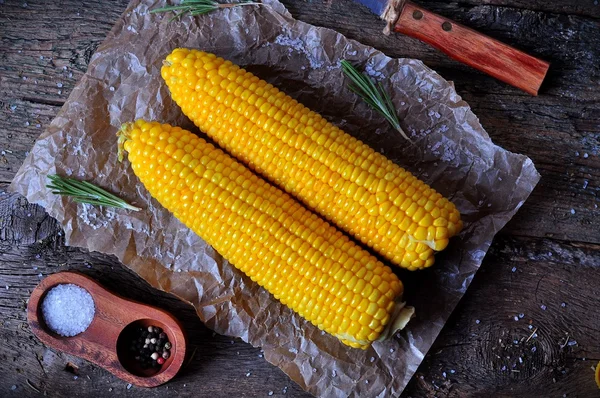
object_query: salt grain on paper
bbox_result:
[511,267,517,273]
[273,33,324,69]
[126,383,132,390]
[268,391,273,396]
[475,319,480,324]
[42,284,95,337]
[540,304,547,310]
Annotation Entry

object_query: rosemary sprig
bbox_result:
[46,174,140,211]
[340,60,412,143]
[151,0,261,20]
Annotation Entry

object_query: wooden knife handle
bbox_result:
[394,1,549,95]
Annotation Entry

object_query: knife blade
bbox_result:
[352,0,549,95]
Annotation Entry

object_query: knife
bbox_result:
[355,0,550,95]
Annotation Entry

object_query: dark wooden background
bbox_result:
[1,0,599,396]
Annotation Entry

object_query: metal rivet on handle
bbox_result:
[442,21,452,31]
[413,10,423,20]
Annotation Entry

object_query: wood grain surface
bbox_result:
[1,0,599,397]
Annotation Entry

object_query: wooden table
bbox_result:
[1,0,599,396]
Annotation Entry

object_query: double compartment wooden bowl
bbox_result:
[27,271,186,387]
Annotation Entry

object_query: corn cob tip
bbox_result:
[117,122,134,162]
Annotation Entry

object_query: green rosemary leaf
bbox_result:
[151,0,260,18]
[341,60,412,143]
[46,174,140,211]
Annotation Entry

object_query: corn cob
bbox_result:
[118,120,407,349]
[161,48,463,271]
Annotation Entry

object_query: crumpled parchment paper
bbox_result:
[9,0,540,396]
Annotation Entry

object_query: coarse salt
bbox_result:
[41,284,95,337]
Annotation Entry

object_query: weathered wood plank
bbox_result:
[1,0,600,396]
[0,184,310,397]
[2,0,599,243]
[1,188,598,397]
[404,235,600,397]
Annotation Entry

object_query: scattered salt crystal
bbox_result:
[513,340,519,344]
[561,302,567,307]
[567,340,577,346]
[511,267,517,273]
[313,368,317,373]
[475,319,480,324]
[268,391,273,396]
[36,124,41,128]
[109,86,115,92]
[583,180,589,189]
[389,348,395,353]
[540,305,547,310]
[583,153,589,158]
[258,354,263,358]
[501,365,506,371]
[442,372,447,378]
[73,376,78,380]
[417,98,423,103]
[108,387,113,392]
[63,66,67,70]
[41,284,95,337]
[11,385,17,390]
[332,370,337,377]
[289,348,298,354]
[231,340,235,344]
[68,72,73,78]
[370,357,375,363]
[518,357,523,364]
[531,346,537,353]
[9,105,16,111]
[528,325,533,329]
[365,380,369,384]
[570,209,575,215]
[38,273,43,278]
[575,151,580,156]
[5,285,8,290]
[24,121,30,126]
[450,369,455,374]
[236,351,239,355]
[58,90,62,95]
[514,316,519,321]
[57,82,63,88]
[518,313,524,319]
[33,266,37,270]
[246,372,251,377]
[400,102,405,106]
[498,177,503,181]
[22,76,27,80]
[126,383,132,390]
[275,332,279,337]
[283,386,288,393]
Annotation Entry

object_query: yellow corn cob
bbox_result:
[118,120,406,349]
[161,48,463,271]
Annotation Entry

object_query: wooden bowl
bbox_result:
[27,271,186,387]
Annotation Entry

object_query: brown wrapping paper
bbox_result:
[9,0,540,396]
